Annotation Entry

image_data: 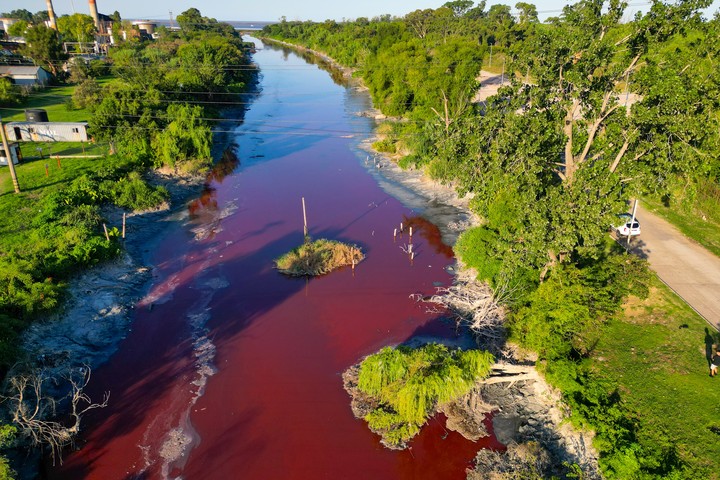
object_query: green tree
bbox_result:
[515,2,538,23]
[404,9,435,39]
[19,24,65,75]
[443,0,474,17]
[0,78,20,107]
[57,13,96,42]
[2,9,32,23]
[6,20,28,37]
[72,78,101,109]
[151,103,212,172]
[168,36,247,95]
[176,7,205,33]
[32,10,49,25]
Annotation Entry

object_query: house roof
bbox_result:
[0,65,50,76]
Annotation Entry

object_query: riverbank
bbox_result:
[21,170,205,377]
[264,37,602,477]
[10,112,244,477]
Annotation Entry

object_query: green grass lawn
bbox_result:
[18,141,109,160]
[593,276,720,477]
[0,154,105,247]
[0,76,114,123]
[643,196,720,258]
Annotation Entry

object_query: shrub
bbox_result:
[275,238,364,276]
[372,138,396,153]
[72,78,101,110]
[101,171,168,211]
[357,344,494,447]
[454,227,503,284]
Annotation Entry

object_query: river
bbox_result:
[49,39,501,480]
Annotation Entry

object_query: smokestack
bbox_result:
[45,0,57,30]
[88,0,101,32]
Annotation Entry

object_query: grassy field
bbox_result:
[593,276,720,477]
[0,77,114,123]
[643,195,720,258]
[0,154,106,247]
[17,141,109,160]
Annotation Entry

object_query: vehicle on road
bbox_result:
[615,213,641,236]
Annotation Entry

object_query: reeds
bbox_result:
[274,238,364,276]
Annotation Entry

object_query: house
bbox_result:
[0,17,18,33]
[4,122,89,142]
[0,65,53,86]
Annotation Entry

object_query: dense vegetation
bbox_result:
[264,1,720,477]
[0,8,255,474]
[357,344,493,447]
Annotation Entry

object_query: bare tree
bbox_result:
[414,270,508,352]
[4,365,109,464]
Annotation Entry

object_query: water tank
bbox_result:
[25,109,49,122]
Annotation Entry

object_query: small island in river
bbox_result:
[274,237,364,276]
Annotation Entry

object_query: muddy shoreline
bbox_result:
[11,105,244,477]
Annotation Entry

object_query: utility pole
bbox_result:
[0,117,21,193]
[488,44,493,68]
[626,199,638,248]
[46,0,58,30]
[624,69,631,112]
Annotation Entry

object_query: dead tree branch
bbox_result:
[413,270,506,352]
[4,365,109,465]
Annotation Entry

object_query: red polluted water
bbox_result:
[49,40,503,479]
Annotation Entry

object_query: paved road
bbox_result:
[627,205,720,330]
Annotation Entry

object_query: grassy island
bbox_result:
[274,238,364,276]
[345,344,494,448]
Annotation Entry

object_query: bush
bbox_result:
[454,227,503,283]
[372,138,396,153]
[71,78,101,110]
[357,344,494,448]
[275,238,364,276]
[101,171,168,211]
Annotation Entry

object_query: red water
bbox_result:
[48,42,503,479]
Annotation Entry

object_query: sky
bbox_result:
[4,0,720,23]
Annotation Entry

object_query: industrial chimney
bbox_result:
[88,0,101,32]
[45,0,57,30]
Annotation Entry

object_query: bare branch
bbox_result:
[3,365,110,465]
[415,270,506,351]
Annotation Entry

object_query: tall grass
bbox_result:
[274,238,364,276]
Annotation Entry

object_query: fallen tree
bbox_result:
[3,365,109,464]
[414,269,507,352]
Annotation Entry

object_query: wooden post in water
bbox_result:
[103,223,110,241]
[302,197,308,238]
[122,212,126,239]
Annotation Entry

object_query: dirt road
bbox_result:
[627,205,720,330]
